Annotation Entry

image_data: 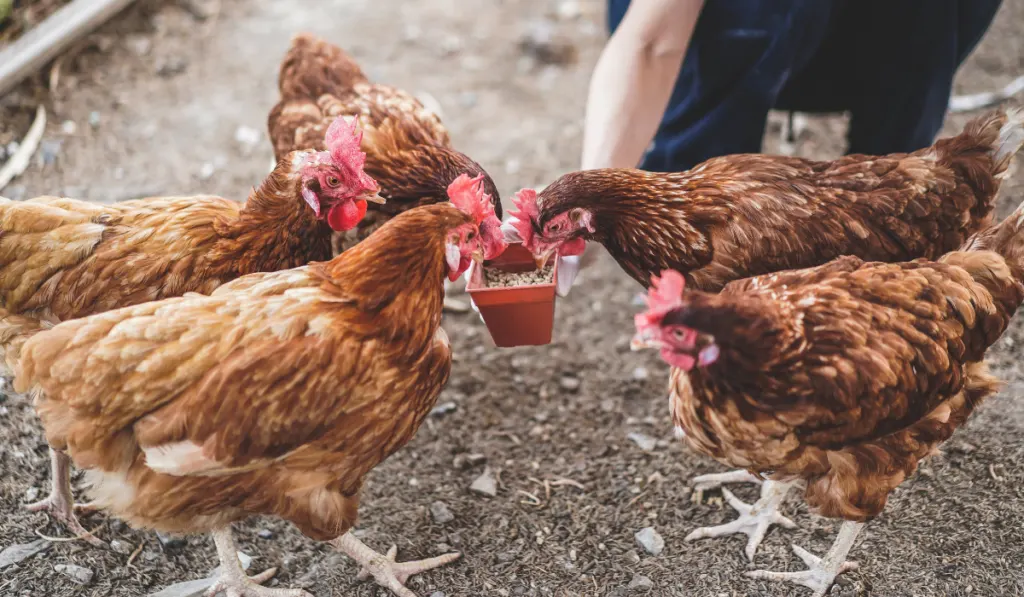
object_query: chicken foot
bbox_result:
[689,469,763,503]
[206,528,310,597]
[686,479,799,560]
[25,448,104,546]
[746,520,863,597]
[330,531,461,597]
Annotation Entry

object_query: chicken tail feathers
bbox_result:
[277,33,367,101]
[951,195,1024,287]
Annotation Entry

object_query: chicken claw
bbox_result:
[206,528,310,597]
[746,521,863,597]
[686,480,798,560]
[332,532,460,597]
[25,449,104,547]
[690,469,762,503]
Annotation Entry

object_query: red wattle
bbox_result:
[327,199,368,231]
[559,237,587,256]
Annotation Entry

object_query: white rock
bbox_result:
[634,527,664,556]
[234,126,261,156]
[628,574,654,591]
[0,539,50,569]
[627,432,657,452]
[54,563,94,585]
[470,468,498,497]
[632,366,649,381]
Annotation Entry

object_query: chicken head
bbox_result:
[631,270,720,371]
[509,187,593,268]
[447,173,507,261]
[298,116,385,232]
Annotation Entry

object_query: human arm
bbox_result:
[580,0,704,170]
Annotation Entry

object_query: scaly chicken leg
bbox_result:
[686,476,799,560]
[25,449,104,546]
[331,532,461,597]
[206,528,309,597]
[746,521,863,597]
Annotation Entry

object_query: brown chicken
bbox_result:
[15,178,498,597]
[511,108,1023,292]
[267,33,505,265]
[0,115,381,544]
[630,197,1024,596]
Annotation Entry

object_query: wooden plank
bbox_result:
[0,0,137,97]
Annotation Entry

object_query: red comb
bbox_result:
[636,270,686,327]
[448,173,495,224]
[325,116,377,192]
[510,188,540,247]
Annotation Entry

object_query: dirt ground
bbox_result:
[1,1,1024,596]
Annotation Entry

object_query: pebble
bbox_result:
[429,501,455,524]
[23,486,40,502]
[627,574,654,592]
[453,453,486,470]
[127,35,152,57]
[430,401,457,417]
[484,263,554,288]
[627,432,657,452]
[110,539,132,555]
[470,467,498,497]
[634,527,664,556]
[199,162,216,180]
[257,529,274,539]
[439,35,463,55]
[234,126,261,156]
[429,592,446,597]
[88,112,101,129]
[40,139,63,166]
[632,366,649,381]
[55,563,94,585]
[156,55,188,77]
[156,531,188,549]
[61,120,77,135]
[5,141,19,157]
[556,1,583,20]
[559,376,581,392]
[519,20,578,67]
[0,539,50,570]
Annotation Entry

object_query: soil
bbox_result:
[486,264,556,288]
[0,1,1023,596]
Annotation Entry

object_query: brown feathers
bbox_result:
[538,110,1020,291]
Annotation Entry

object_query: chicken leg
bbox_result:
[686,478,799,560]
[330,532,460,597]
[205,528,310,597]
[25,449,104,546]
[746,520,863,597]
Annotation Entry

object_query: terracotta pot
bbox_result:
[467,242,558,347]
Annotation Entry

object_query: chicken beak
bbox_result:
[471,248,485,264]
[630,329,660,352]
[534,247,556,270]
[363,190,386,205]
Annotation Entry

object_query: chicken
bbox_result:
[267,33,505,310]
[14,178,498,597]
[0,115,381,544]
[511,108,1024,292]
[630,197,1024,596]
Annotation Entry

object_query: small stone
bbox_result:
[156,55,188,77]
[439,35,463,55]
[429,592,446,597]
[23,486,40,502]
[127,35,152,56]
[257,529,274,540]
[559,376,581,392]
[40,139,63,166]
[628,574,654,592]
[430,402,457,417]
[178,0,218,20]
[556,1,583,20]
[627,432,657,452]
[632,367,649,381]
[470,468,497,497]
[0,539,50,569]
[453,453,487,470]
[634,527,664,556]
[55,563,93,585]
[519,20,578,67]
[110,539,132,555]
[5,141,19,156]
[156,531,187,549]
[632,293,647,307]
[61,120,77,135]
[429,501,455,524]
[199,162,216,180]
[88,112,101,129]
[234,126,261,156]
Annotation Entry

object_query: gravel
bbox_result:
[469,468,498,497]
[634,527,664,556]
[484,263,555,288]
[429,501,455,524]
[54,563,93,585]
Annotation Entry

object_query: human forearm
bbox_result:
[581,0,703,170]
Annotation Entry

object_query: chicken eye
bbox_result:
[548,222,561,232]
[466,230,476,241]
[326,176,341,187]
[672,328,686,340]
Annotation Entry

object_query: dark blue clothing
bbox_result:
[607,0,1002,172]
